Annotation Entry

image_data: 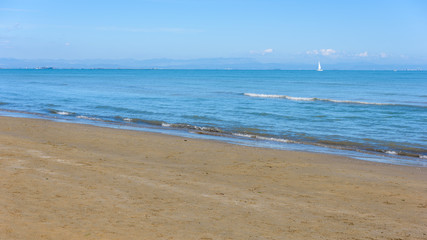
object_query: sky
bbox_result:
[1,0,427,66]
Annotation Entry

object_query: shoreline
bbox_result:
[1,109,424,167]
[1,116,426,239]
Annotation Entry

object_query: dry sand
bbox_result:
[0,116,426,239]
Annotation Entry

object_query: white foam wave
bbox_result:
[420,155,427,159]
[326,99,389,105]
[256,136,292,143]
[233,133,257,138]
[232,133,292,143]
[195,126,222,132]
[57,111,72,115]
[77,115,101,121]
[244,93,393,105]
[385,150,398,155]
[285,96,315,101]
[163,123,222,133]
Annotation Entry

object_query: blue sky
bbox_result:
[1,0,427,65]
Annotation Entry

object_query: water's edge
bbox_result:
[2,109,425,167]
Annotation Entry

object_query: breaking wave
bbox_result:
[76,115,102,121]
[243,93,426,107]
[162,122,223,134]
[3,106,427,161]
[47,109,76,116]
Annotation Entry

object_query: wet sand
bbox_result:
[0,116,426,239]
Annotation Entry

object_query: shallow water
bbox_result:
[1,69,426,166]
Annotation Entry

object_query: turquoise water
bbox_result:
[1,69,426,166]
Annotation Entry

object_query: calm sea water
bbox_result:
[1,69,426,166]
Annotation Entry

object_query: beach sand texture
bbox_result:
[0,116,426,239]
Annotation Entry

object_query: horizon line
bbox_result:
[1,68,426,71]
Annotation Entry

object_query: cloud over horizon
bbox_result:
[262,48,273,55]
[357,51,368,57]
[250,48,273,55]
[306,49,337,56]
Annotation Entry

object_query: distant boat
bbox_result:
[35,67,54,70]
[317,62,323,71]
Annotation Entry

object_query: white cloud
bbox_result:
[306,50,319,55]
[380,52,388,58]
[357,51,368,57]
[250,48,273,55]
[262,48,273,54]
[306,49,336,56]
[320,49,336,56]
[65,42,71,46]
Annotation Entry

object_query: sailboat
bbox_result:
[317,61,323,71]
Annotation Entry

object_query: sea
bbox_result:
[1,69,426,166]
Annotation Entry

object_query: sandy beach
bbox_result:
[0,116,426,239]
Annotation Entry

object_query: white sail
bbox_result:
[317,61,323,71]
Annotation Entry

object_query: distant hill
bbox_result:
[0,58,425,70]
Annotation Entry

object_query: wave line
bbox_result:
[243,93,425,107]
